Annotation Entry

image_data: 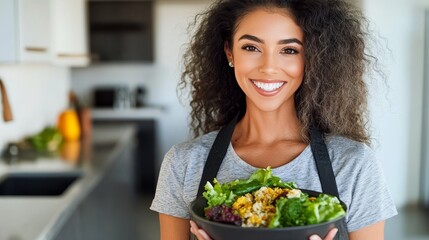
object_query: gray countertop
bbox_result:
[91,107,164,121]
[0,124,136,240]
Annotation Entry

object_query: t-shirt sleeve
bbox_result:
[150,145,191,219]
[346,146,398,232]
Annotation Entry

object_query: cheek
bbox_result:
[286,59,305,79]
[234,67,250,90]
[233,59,256,80]
[234,55,256,70]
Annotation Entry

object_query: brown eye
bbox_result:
[281,48,299,54]
[242,45,259,52]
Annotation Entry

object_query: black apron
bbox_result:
[196,115,349,240]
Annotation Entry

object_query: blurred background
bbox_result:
[0,0,428,239]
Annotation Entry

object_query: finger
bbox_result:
[190,220,198,230]
[309,235,322,240]
[190,220,212,240]
[190,220,199,235]
[324,228,339,240]
[198,229,211,240]
[308,228,338,240]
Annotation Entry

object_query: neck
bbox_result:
[233,107,303,145]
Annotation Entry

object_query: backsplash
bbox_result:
[0,64,70,153]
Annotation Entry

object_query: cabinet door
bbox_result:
[0,0,18,62]
[52,0,90,66]
[18,0,51,62]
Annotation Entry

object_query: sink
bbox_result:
[0,172,83,196]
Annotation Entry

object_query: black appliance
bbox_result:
[88,0,154,62]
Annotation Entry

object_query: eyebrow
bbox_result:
[238,34,303,45]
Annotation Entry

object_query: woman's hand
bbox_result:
[190,220,338,240]
[190,220,212,240]
[309,228,338,240]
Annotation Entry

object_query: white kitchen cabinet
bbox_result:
[0,0,18,62]
[51,0,90,66]
[0,0,51,63]
[19,0,51,62]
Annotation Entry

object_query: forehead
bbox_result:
[233,8,303,41]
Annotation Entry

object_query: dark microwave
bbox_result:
[88,0,154,62]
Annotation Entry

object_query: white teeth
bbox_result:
[252,80,284,92]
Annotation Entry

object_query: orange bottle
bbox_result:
[57,109,81,142]
[61,140,81,165]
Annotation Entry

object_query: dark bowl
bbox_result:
[190,189,346,240]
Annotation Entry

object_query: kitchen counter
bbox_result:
[91,107,164,121]
[91,107,160,193]
[0,124,136,240]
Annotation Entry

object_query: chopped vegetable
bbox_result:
[204,204,242,226]
[202,167,346,228]
[203,167,296,208]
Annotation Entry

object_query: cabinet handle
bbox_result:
[57,53,90,59]
[0,78,13,122]
[25,47,47,52]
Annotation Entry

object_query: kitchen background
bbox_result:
[0,0,429,239]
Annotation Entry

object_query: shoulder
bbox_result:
[160,130,219,179]
[176,130,218,152]
[325,135,372,156]
[324,135,380,188]
[324,135,374,169]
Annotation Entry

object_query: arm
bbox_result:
[349,221,385,240]
[159,213,191,240]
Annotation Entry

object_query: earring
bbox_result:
[228,61,234,68]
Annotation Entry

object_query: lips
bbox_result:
[251,80,285,96]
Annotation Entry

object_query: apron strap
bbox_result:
[196,114,239,197]
[310,125,349,240]
[309,126,340,197]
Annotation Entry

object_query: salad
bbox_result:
[202,167,346,228]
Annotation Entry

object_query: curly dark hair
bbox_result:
[179,0,375,144]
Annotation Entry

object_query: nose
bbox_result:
[258,53,278,75]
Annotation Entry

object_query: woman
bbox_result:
[150,0,397,239]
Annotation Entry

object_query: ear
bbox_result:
[224,41,233,62]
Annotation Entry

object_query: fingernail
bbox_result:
[309,235,321,240]
[333,228,339,235]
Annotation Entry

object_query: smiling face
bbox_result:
[225,8,305,113]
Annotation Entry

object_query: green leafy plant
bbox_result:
[27,127,63,153]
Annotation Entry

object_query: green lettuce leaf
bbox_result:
[202,167,296,207]
[269,193,346,227]
[202,179,236,208]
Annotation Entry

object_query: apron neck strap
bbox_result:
[309,125,340,199]
[196,114,239,197]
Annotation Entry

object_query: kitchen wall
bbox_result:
[71,0,211,172]
[0,64,70,153]
[363,0,429,207]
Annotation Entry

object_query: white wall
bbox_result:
[71,1,211,170]
[363,0,429,207]
[0,64,70,152]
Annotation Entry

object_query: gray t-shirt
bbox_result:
[150,131,397,232]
